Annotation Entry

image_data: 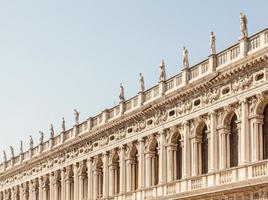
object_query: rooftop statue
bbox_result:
[74,109,80,125]
[62,117,66,132]
[9,146,14,158]
[39,131,44,145]
[139,73,145,92]
[29,135,33,149]
[240,12,248,38]
[119,83,125,102]
[182,47,189,69]
[3,150,7,162]
[210,31,216,55]
[159,59,166,82]
[20,141,23,154]
[50,124,55,138]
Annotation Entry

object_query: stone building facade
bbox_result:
[1,22,268,200]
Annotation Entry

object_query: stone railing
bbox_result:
[1,28,268,171]
[105,160,268,200]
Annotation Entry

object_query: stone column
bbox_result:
[12,186,19,200]
[73,164,78,200]
[102,152,109,198]
[138,139,145,189]
[42,175,49,200]
[158,130,166,184]
[78,161,87,200]
[182,122,190,178]
[250,115,264,162]
[119,146,126,194]
[166,144,177,182]
[125,159,131,192]
[39,177,43,200]
[191,137,199,176]
[49,173,53,200]
[61,168,66,200]
[145,152,152,187]
[209,111,217,172]
[87,159,93,200]
[65,166,73,200]
[30,179,39,200]
[109,164,116,196]
[240,99,250,165]
[218,128,228,169]
[52,171,60,200]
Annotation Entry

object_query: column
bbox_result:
[191,137,199,176]
[65,166,73,200]
[209,111,217,172]
[52,171,60,200]
[166,144,177,182]
[102,152,109,198]
[219,128,228,169]
[125,159,132,192]
[158,130,166,184]
[93,170,98,200]
[109,164,115,196]
[61,169,66,200]
[39,177,43,200]
[42,175,49,200]
[87,159,93,200]
[240,99,249,165]
[49,173,53,200]
[138,139,145,189]
[78,161,87,200]
[73,164,79,200]
[145,152,153,187]
[119,146,126,194]
[181,122,190,178]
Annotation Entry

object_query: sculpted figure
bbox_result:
[10,146,14,158]
[62,117,66,132]
[29,135,33,149]
[240,12,248,38]
[50,124,55,138]
[74,109,80,125]
[3,150,7,162]
[20,141,23,154]
[139,73,145,92]
[39,131,44,144]
[159,59,166,81]
[182,47,189,69]
[119,83,125,102]
[210,31,216,54]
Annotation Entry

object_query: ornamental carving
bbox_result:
[153,109,168,125]
[176,100,192,116]
[202,88,220,105]
[232,75,253,93]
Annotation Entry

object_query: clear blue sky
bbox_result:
[0,0,267,161]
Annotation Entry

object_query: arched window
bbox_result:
[176,134,182,179]
[126,145,139,191]
[201,125,208,174]
[230,115,238,167]
[110,152,120,195]
[263,105,268,159]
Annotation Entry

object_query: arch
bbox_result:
[126,143,139,191]
[109,150,120,195]
[230,114,239,167]
[263,104,268,159]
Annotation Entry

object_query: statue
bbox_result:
[50,124,54,138]
[74,109,80,125]
[10,146,14,158]
[3,150,7,162]
[240,12,248,38]
[29,135,33,149]
[139,73,145,92]
[119,83,125,102]
[182,47,189,69]
[210,31,216,54]
[20,141,23,154]
[62,117,66,132]
[39,131,44,144]
[159,59,166,82]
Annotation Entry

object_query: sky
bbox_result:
[0,0,267,162]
